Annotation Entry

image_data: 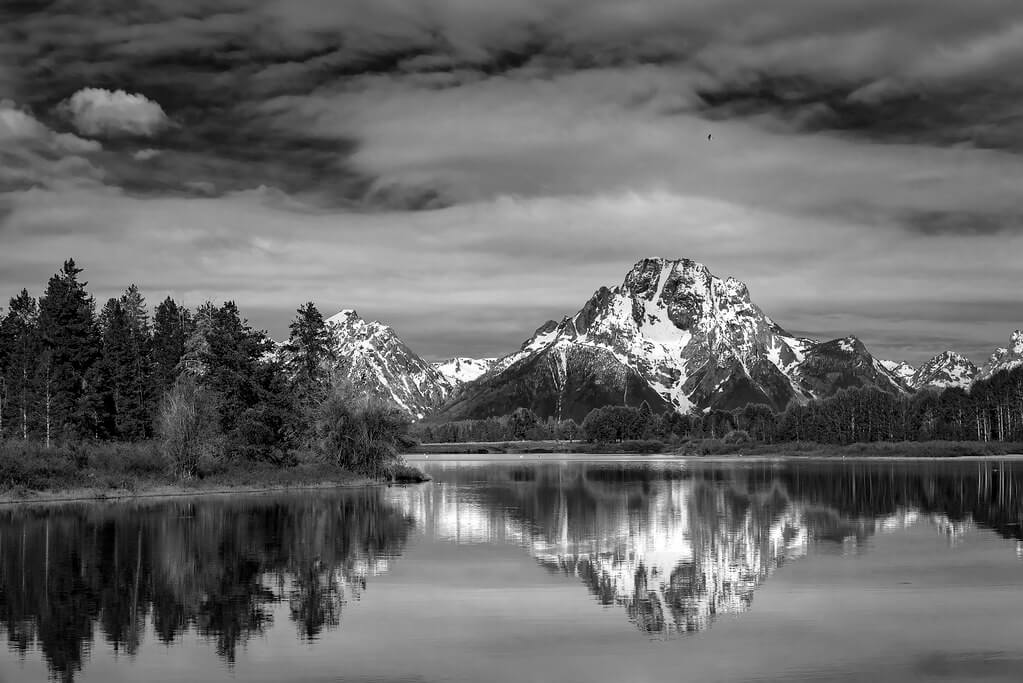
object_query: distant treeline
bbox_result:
[0,259,409,480]
[417,369,1023,446]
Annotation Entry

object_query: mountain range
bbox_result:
[312,259,1023,421]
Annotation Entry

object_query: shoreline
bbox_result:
[6,448,1021,505]
[406,452,1023,462]
[415,439,1023,459]
[0,477,386,507]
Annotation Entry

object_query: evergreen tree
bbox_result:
[637,400,654,438]
[36,260,100,443]
[151,296,191,395]
[285,302,332,393]
[94,292,153,440]
[0,290,40,440]
[118,286,154,438]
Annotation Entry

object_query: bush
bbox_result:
[157,375,222,479]
[723,429,752,445]
[313,382,413,478]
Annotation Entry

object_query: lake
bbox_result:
[2,457,1022,683]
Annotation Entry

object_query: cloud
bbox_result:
[133,148,161,161]
[2,0,1023,365]
[0,99,104,192]
[2,186,1022,365]
[61,88,169,137]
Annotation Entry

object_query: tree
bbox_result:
[118,285,154,438]
[151,297,191,396]
[0,290,40,440]
[509,407,539,440]
[285,302,332,392]
[36,259,100,442]
[193,301,294,461]
[158,374,221,479]
[93,291,154,440]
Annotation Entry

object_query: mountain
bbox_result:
[432,258,908,422]
[909,351,978,389]
[880,360,916,383]
[977,330,1023,381]
[324,310,452,419]
[432,357,496,386]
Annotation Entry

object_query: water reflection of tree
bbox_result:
[0,490,414,681]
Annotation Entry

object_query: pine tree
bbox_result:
[0,290,41,440]
[285,302,332,392]
[36,260,100,442]
[118,286,153,438]
[198,301,294,460]
[151,296,191,395]
[637,400,653,439]
[93,292,153,440]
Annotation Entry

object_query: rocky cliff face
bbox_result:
[432,258,909,421]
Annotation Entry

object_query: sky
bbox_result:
[1,0,1022,365]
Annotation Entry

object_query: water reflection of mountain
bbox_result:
[399,460,1023,638]
[0,490,414,682]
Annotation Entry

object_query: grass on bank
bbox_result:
[0,440,428,503]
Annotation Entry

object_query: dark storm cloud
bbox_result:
[899,210,1023,236]
[4,0,1023,204]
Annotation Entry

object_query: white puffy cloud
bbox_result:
[61,88,169,137]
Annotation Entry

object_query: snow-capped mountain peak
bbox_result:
[978,329,1023,381]
[323,309,451,419]
[910,351,978,389]
[435,257,908,422]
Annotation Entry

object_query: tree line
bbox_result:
[0,259,408,477]
[421,369,1023,446]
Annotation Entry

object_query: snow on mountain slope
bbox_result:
[977,330,1023,381]
[431,357,496,385]
[880,359,916,383]
[324,310,452,419]
[435,258,907,420]
[910,351,978,389]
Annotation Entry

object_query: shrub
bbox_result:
[313,382,412,478]
[723,429,752,445]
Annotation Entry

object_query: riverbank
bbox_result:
[416,439,1023,459]
[415,439,664,455]
[0,441,429,505]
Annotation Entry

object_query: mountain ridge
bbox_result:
[301,263,1019,421]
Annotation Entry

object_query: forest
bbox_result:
[0,259,414,491]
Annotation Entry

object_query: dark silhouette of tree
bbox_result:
[36,259,100,443]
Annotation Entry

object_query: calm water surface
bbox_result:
[2,457,1023,682]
